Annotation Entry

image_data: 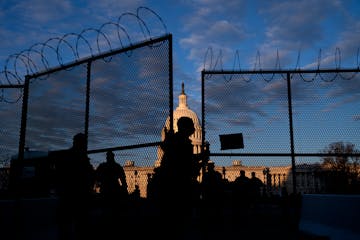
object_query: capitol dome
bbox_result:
[155,83,202,166]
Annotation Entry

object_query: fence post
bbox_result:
[18,76,30,162]
[286,72,297,194]
[85,61,92,150]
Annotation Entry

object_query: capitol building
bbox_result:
[122,83,326,198]
[154,83,202,168]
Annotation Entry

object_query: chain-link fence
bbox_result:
[24,35,172,168]
[0,35,173,195]
[0,86,23,167]
[202,70,360,193]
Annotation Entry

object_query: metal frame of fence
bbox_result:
[15,34,174,163]
[202,68,360,193]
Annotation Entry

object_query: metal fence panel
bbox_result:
[0,87,23,166]
[21,36,171,169]
[26,65,88,152]
[203,73,290,167]
[89,39,170,167]
[291,73,360,157]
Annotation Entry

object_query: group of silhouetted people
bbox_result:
[233,170,264,207]
[51,117,298,240]
[51,117,202,240]
[52,132,129,240]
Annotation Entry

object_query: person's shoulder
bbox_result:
[109,161,123,170]
[50,149,71,158]
[115,162,124,169]
[173,132,186,141]
[97,162,106,169]
[50,149,72,166]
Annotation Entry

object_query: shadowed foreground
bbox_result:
[1,194,303,240]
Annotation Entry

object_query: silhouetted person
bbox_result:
[201,161,224,206]
[232,169,251,225]
[201,161,225,235]
[249,171,264,207]
[95,150,128,201]
[152,116,202,239]
[53,132,95,240]
[95,150,128,238]
[130,184,140,200]
[146,168,159,201]
[233,170,250,194]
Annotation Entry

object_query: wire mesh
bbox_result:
[291,73,360,158]
[89,39,170,167]
[26,65,88,153]
[203,71,360,168]
[0,87,23,167]
[203,73,290,167]
[22,37,171,170]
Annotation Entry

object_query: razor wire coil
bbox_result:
[0,6,167,90]
[203,46,360,83]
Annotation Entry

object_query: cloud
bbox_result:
[353,115,360,121]
[87,0,145,18]
[258,0,359,69]
[17,0,73,23]
[260,0,335,37]
[179,0,249,69]
[0,1,151,69]
[331,21,360,67]
[178,0,356,72]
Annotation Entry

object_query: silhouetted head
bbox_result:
[106,150,115,162]
[251,171,256,178]
[240,170,245,176]
[207,161,215,171]
[177,116,195,137]
[72,132,86,151]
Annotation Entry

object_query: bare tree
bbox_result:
[321,141,360,193]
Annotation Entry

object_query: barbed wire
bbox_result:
[0,6,167,89]
[203,47,360,83]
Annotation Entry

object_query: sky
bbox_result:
[1,0,360,167]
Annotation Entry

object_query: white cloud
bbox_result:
[179,34,204,47]
[13,0,73,23]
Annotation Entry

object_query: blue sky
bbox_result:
[2,0,360,84]
[1,0,360,167]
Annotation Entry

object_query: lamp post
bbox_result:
[263,167,270,195]
[263,168,267,184]
[263,167,270,183]
[134,170,138,189]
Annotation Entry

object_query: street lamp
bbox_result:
[134,170,138,189]
[263,167,270,183]
[263,167,270,194]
